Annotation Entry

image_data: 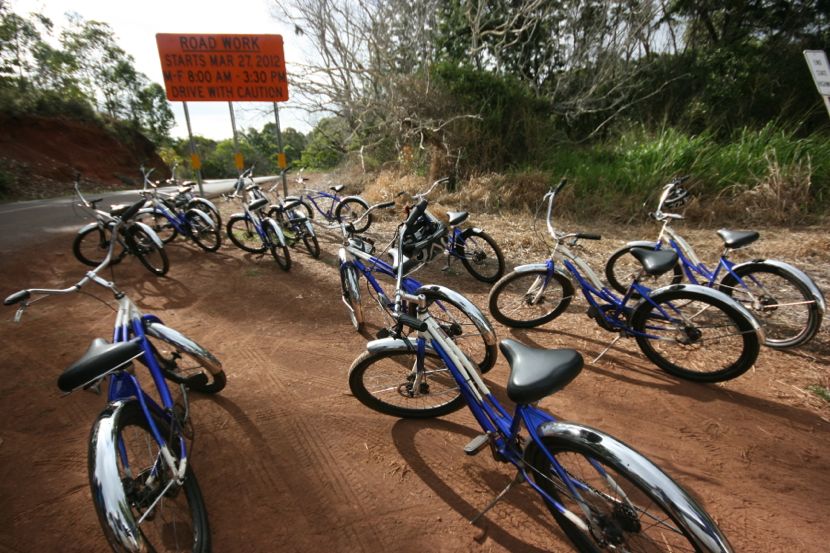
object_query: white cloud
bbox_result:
[11,0,313,138]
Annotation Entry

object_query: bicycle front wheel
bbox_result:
[488,269,575,328]
[525,435,729,552]
[348,349,465,418]
[302,231,321,258]
[720,264,821,349]
[136,209,178,244]
[90,402,210,552]
[455,231,505,283]
[226,215,266,253]
[186,211,222,252]
[631,288,760,382]
[605,244,683,294]
[127,226,170,276]
[264,222,291,271]
[73,226,125,267]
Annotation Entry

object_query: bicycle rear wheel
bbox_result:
[334,197,372,233]
[264,222,291,271]
[348,349,465,418]
[455,231,505,283]
[720,264,821,348]
[631,288,760,382]
[136,209,178,244]
[525,435,729,552]
[605,245,682,294]
[226,215,266,253]
[89,401,210,552]
[186,211,221,252]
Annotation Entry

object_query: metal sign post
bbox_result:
[273,102,288,196]
[182,102,205,197]
[804,50,830,119]
[228,102,243,174]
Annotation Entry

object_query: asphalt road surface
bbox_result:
[0,177,277,252]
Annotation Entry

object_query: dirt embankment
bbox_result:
[0,114,168,200]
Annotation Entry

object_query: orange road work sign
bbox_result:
[156,34,288,102]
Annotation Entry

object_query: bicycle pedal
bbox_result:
[464,434,490,456]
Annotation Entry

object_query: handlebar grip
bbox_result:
[120,198,146,222]
[404,199,428,230]
[4,290,30,306]
[376,201,396,209]
[576,233,601,241]
[396,313,428,332]
[554,178,568,194]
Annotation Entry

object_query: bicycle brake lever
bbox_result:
[13,303,27,323]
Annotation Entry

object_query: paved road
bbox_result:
[0,177,276,251]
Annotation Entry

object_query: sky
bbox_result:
[11,0,315,140]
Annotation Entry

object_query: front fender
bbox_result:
[78,220,104,235]
[366,337,436,355]
[264,218,287,246]
[512,262,572,282]
[535,421,734,553]
[89,400,147,552]
[144,321,222,374]
[415,284,497,347]
[624,240,660,250]
[722,259,826,315]
[460,227,484,236]
[130,221,164,249]
[187,197,218,215]
[642,283,765,338]
[185,207,215,229]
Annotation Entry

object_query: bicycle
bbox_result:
[399,177,505,283]
[348,208,734,552]
[488,180,764,383]
[136,166,222,252]
[72,179,170,276]
[224,167,292,270]
[604,177,825,349]
[5,197,225,552]
[339,200,498,373]
[286,179,373,232]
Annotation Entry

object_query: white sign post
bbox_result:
[804,50,830,118]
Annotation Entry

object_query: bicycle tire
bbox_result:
[265,222,291,271]
[455,230,505,283]
[605,244,683,294]
[72,226,124,267]
[89,401,210,552]
[488,268,575,328]
[302,232,321,258]
[413,290,498,373]
[334,197,372,233]
[720,263,821,349]
[525,434,729,552]
[348,349,466,418]
[226,214,267,253]
[136,208,178,244]
[340,264,364,331]
[148,340,227,394]
[126,225,169,276]
[186,211,222,252]
[631,288,760,382]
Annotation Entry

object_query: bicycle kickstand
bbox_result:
[470,471,524,524]
[592,335,621,364]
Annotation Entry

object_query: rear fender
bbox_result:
[534,421,734,553]
[721,259,826,316]
[144,321,222,374]
[414,284,497,347]
[130,221,164,249]
[184,207,215,229]
[187,197,218,215]
[366,337,436,355]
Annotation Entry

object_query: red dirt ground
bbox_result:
[0,206,829,552]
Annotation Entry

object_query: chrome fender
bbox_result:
[624,240,660,249]
[366,337,436,355]
[130,221,165,249]
[536,421,734,553]
[77,220,105,235]
[145,322,223,374]
[415,284,497,347]
[640,283,765,340]
[187,197,218,215]
[264,218,287,246]
[184,207,215,229]
[338,249,363,324]
[89,400,147,552]
[512,262,572,282]
[721,259,826,316]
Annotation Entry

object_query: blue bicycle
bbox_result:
[136,166,222,252]
[604,177,825,349]
[287,178,372,232]
[348,211,733,552]
[488,180,763,383]
[339,200,498,373]
[5,197,224,552]
[225,168,292,270]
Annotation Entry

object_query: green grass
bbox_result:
[808,385,830,403]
